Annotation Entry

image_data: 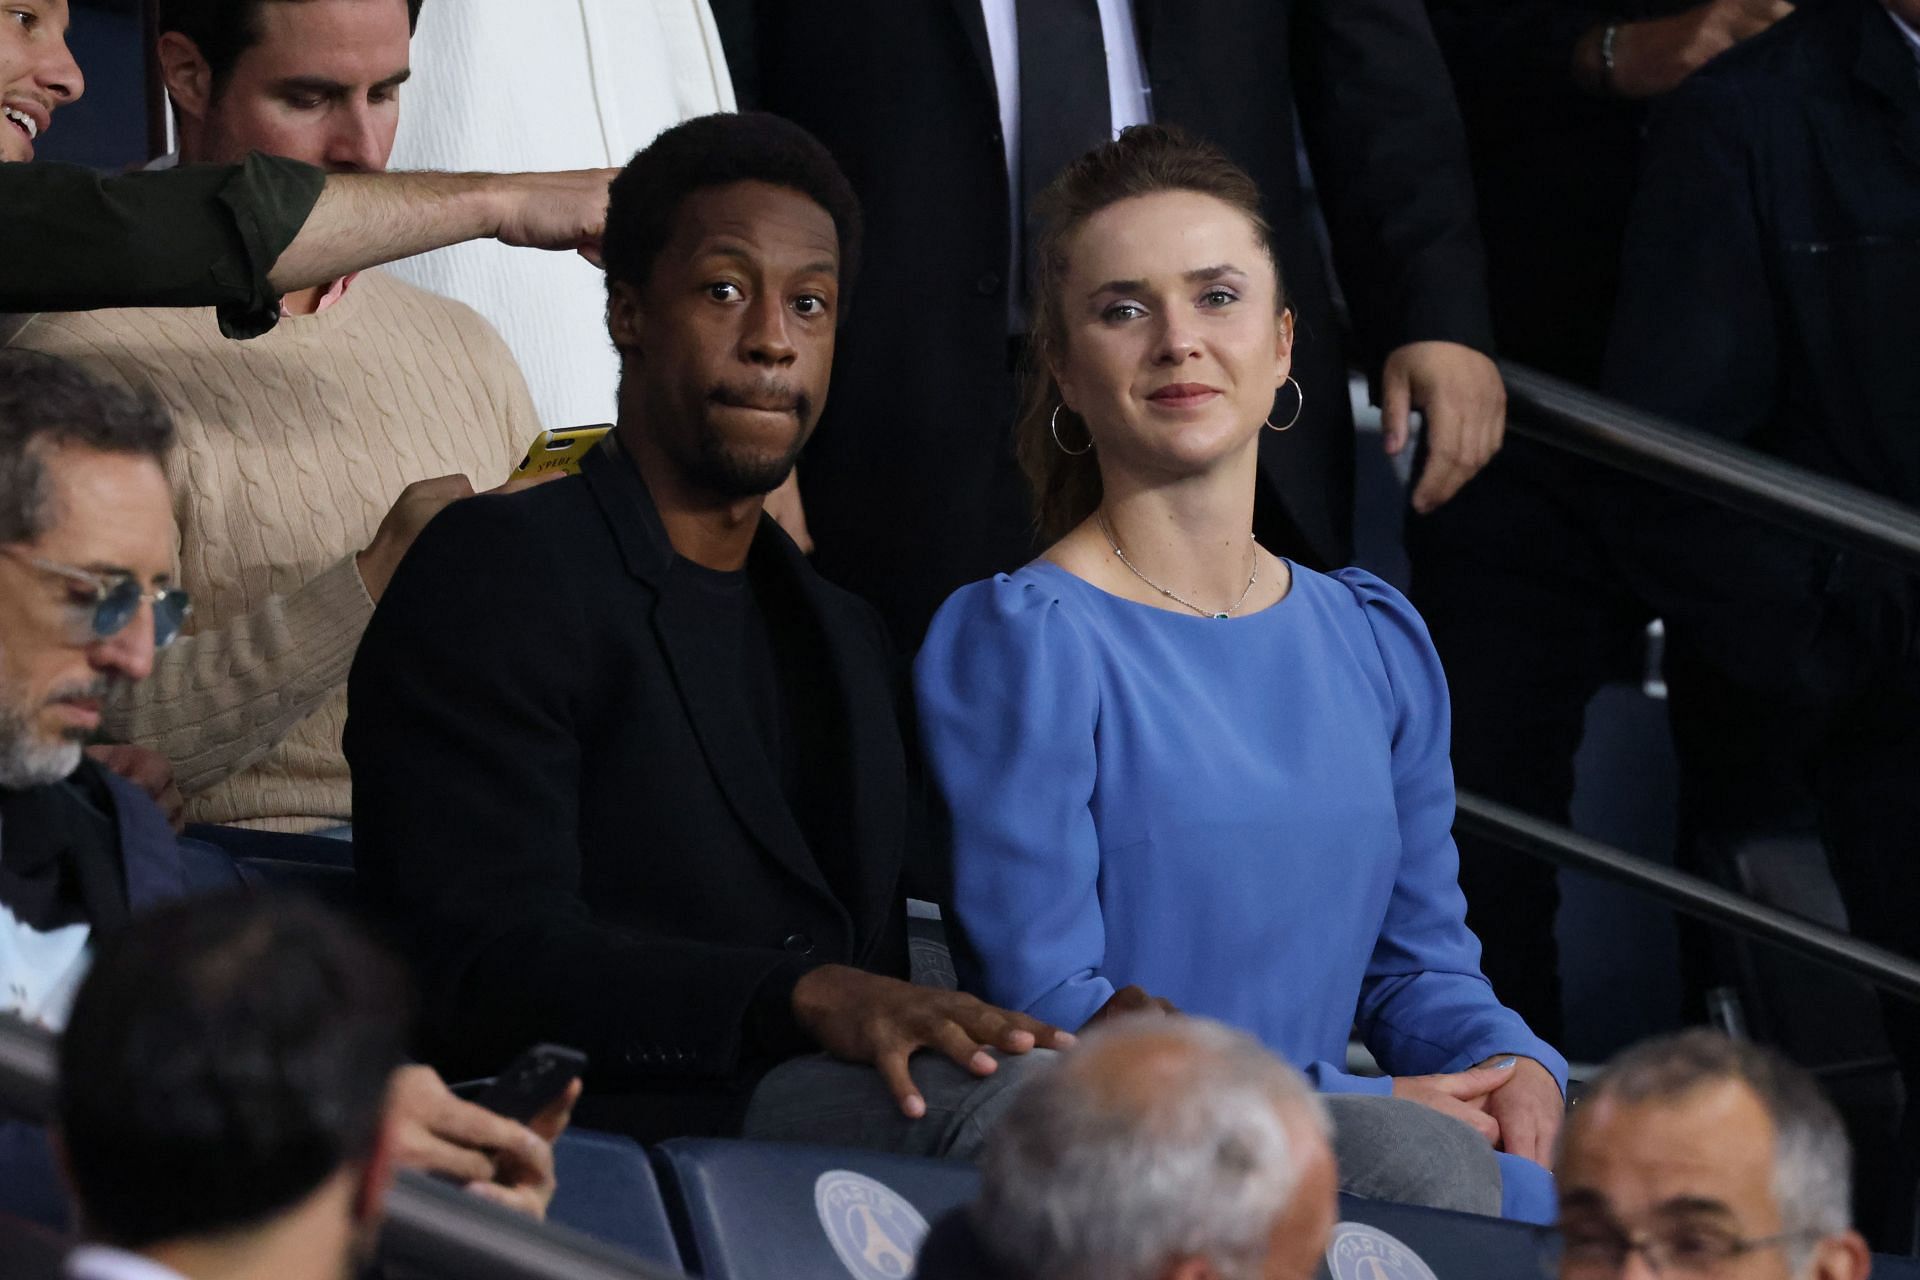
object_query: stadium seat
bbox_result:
[548,1129,683,1270]
[651,1139,977,1280]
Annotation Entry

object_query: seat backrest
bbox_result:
[652,1139,977,1280]
[548,1129,682,1272]
[1328,1194,1542,1279]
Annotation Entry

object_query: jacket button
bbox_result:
[784,933,815,955]
[974,272,1001,297]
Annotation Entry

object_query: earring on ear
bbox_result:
[1051,404,1093,456]
[1265,377,1304,432]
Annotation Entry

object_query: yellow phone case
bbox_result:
[510,425,613,480]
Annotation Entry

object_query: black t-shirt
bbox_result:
[671,554,857,909]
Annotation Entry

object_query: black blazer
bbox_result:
[716,0,1493,643]
[1598,0,1920,701]
[345,442,913,1138]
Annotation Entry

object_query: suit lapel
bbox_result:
[1855,0,1920,175]
[652,573,834,902]
[949,0,995,98]
[581,442,837,905]
[97,767,177,923]
[762,535,909,950]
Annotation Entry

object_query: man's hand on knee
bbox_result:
[791,965,1076,1119]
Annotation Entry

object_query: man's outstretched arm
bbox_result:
[268,166,616,292]
[4,154,613,338]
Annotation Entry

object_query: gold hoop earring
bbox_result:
[1051,404,1093,456]
[1265,377,1304,432]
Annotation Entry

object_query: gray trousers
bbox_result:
[742,1052,1502,1216]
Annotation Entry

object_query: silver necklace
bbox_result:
[1095,509,1259,620]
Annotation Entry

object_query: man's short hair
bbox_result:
[158,0,424,95]
[974,1017,1330,1280]
[602,111,863,315]
[1571,1030,1853,1258]
[56,895,412,1250]
[0,351,173,546]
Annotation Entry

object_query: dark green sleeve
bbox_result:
[1,152,325,339]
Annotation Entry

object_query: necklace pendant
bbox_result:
[1211,611,1230,620]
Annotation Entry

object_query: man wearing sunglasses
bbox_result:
[0,349,583,1235]
[1547,1030,1870,1280]
[0,350,233,1038]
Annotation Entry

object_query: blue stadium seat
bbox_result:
[1329,1194,1543,1279]
[548,1129,682,1271]
[651,1139,977,1280]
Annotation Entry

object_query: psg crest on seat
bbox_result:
[814,1170,931,1280]
[1325,1223,1441,1280]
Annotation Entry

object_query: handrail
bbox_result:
[0,1016,678,1280]
[1455,793,1920,1006]
[1500,362,1920,573]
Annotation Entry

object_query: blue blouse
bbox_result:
[914,560,1568,1098]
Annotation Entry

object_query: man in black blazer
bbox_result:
[1599,0,1920,1187]
[715,0,1508,645]
[347,113,1073,1151]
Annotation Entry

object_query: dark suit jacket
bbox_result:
[1599,0,1920,702]
[716,0,1494,644]
[0,762,247,1233]
[345,441,914,1140]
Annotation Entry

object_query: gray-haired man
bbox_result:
[1550,1030,1871,1280]
[914,1016,1339,1280]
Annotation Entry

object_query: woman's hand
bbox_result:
[1478,1054,1564,1166]
[1390,1058,1515,1145]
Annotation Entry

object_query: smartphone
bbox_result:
[509,424,612,480]
[467,1044,588,1124]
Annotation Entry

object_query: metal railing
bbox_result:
[0,1016,678,1280]
[1464,363,1920,1001]
[1455,794,1920,1006]
[1501,362,1920,573]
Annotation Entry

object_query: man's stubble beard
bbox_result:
[0,651,110,788]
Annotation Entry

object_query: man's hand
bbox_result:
[765,468,814,554]
[1080,984,1179,1031]
[386,1064,577,1220]
[1602,0,1793,99]
[86,744,184,833]
[1380,340,1506,515]
[487,169,621,266]
[791,966,1076,1119]
[1390,1058,1519,1145]
[357,470,561,603]
[1478,1055,1564,1166]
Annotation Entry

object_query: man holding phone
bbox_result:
[0,352,571,1228]
[6,0,558,851]
[348,113,1074,1153]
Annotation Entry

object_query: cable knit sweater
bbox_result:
[4,270,540,831]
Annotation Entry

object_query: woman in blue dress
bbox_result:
[914,127,1565,1222]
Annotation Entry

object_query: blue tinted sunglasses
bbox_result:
[4,549,192,648]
